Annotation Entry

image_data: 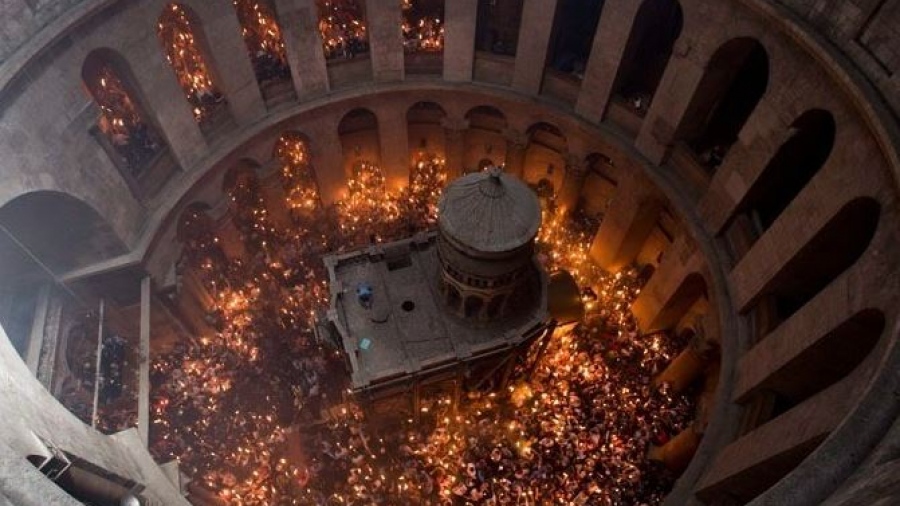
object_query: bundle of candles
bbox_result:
[233,0,291,82]
[142,160,694,505]
[157,3,223,122]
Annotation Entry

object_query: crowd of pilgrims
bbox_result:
[58,150,697,504]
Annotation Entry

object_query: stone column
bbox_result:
[183,0,267,125]
[502,128,528,178]
[25,284,51,375]
[442,117,469,180]
[648,424,702,474]
[511,0,558,94]
[138,276,152,447]
[121,8,207,170]
[630,235,707,333]
[366,0,404,82]
[574,0,642,122]
[275,0,329,98]
[589,170,661,271]
[443,0,478,82]
[307,114,345,205]
[556,153,588,214]
[654,326,716,394]
[635,39,704,165]
[374,105,410,191]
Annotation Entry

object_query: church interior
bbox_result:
[0,0,898,505]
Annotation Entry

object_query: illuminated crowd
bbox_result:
[125,136,699,505]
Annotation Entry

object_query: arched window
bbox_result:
[0,192,127,358]
[338,108,381,175]
[275,132,320,213]
[407,101,447,159]
[681,38,769,170]
[613,0,683,116]
[464,295,484,318]
[475,0,523,56]
[403,0,444,74]
[157,3,228,132]
[316,0,369,60]
[546,0,605,79]
[82,49,166,179]
[233,0,295,105]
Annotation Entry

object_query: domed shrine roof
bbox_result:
[438,167,542,253]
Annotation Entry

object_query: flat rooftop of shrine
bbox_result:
[323,232,548,392]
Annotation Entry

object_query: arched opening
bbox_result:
[338,108,381,179]
[612,0,683,116]
[0,192,127,276]
[486,294,506,319]
[446,284,462,312]
[232,0,295,107]
[646,273,707,332]
[476,158,494,172]
[464,295,484,318]
[546,0,605,80]
[680,38,769,170]
[407,101,447,160]
[403,0,445,75]
[464,106,507,173]
[82,49,173,197]
[0,192,125,359]
[754,197,880,334]
[315,0,369,61]
[156,3,230,135]
[475,0,523,56]
[275,131,320,214]
[524,122,567,193]
[732,110,836,252]
[579,153,618,222]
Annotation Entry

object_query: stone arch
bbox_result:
[0,191,128,358]
[316,0,369,60]
[731,110,836,255]
[464,106,508,172]
[524,122,567,190]
[755,197,880,331]
[580,152,619,220]
[679,37,770,168]
[156,2,229,135]
[338,108,382,178]
[407,101,447,158]
[486,294,506,319]
[613,0,683,112]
